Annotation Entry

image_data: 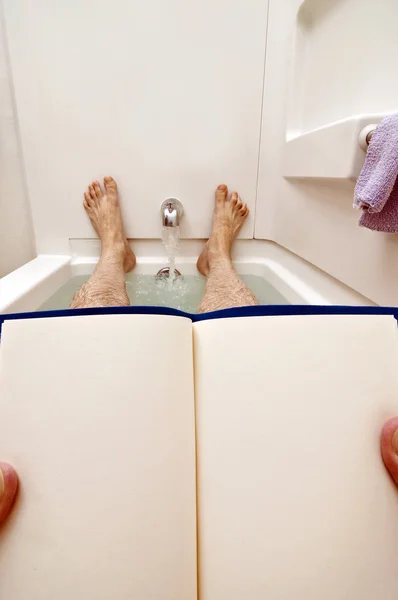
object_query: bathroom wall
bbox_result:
[0,6,34,277]
[3,0,269,254]
[257,0,398,305]
[4,0,398,306]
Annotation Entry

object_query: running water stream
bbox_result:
[162,225,181,288]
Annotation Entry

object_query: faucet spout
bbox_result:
[161,198,183,228]
[163,202,179,227]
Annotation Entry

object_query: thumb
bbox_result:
[0,462,18,527]
[381,418,398,486]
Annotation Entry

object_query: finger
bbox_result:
[0,462,18,526]
[381,417,398,486]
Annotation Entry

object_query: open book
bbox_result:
[1,309,398,599]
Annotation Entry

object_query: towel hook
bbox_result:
[359,124,377,152]
[366,130,374,145]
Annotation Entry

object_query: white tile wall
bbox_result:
[257,0,398,306]
[3,0,268,253]
[0,4,34,277]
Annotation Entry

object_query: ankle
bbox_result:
[208,252,233,272]
[101,240,126,261]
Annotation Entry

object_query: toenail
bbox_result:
[218,184,227,191]
[392,429,398,454]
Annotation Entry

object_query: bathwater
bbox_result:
[38,273,290,313]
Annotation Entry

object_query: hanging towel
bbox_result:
[354,113,398,233]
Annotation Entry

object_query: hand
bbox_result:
[381,418,398,485]
[0,463,18,526]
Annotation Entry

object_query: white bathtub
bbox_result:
[0,240,374,314]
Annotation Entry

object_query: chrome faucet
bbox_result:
[160,198,183,227]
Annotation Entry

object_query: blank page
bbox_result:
[194,315,398,600]
[0,315,197,600]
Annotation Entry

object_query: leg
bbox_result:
[70,177,136,308]
[197,185,259,313]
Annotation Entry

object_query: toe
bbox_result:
[239,203,248,216]
[216,184,228,203]
[381,417,398,486]
[89,185,97,201]
[231,192,239,205]
[93,181,103,199]
[104,176,117,192]
[84,192,91,208]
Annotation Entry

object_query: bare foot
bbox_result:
[84,177,136,273]
[197,184,249,276]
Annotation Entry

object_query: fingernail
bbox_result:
[392,429,398,454]
[0,469,4,502]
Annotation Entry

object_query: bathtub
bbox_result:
[0,240,373,314]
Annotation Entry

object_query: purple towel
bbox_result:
[354,114,398,233]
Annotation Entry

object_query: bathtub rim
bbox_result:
[0,240,374,313]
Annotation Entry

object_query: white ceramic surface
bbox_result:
[0,10,34,277]
[257,0,398,306]
[0,241,373,314]
[3,0,268,252]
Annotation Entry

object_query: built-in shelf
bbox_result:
[283,114,386,181]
